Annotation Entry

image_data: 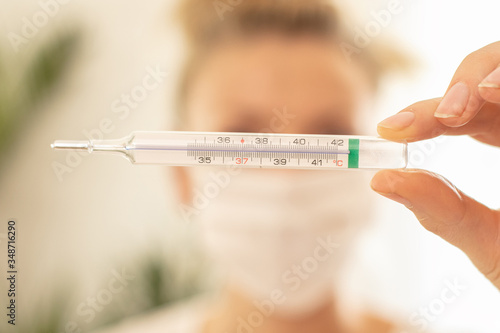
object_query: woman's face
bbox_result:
[183,34,373,135]
[174,34,373,202]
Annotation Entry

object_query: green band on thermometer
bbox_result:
[51,131,407,170]
[348,138,360,169]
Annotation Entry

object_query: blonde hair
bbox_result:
[174,0,409,118]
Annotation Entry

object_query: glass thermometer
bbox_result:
[51,131,407,170]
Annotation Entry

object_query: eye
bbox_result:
[314,125,355,136]
[219,109,270,133]
[219,120,265,133]
[221,126,260,133]
[305,112,355,135]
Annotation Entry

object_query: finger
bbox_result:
[377,98,445,142]
[478,65,500,103]
[370,169,500,289]
[433,41,500,127]
[377,98,500,145]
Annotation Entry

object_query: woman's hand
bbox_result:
[370,42,500,289]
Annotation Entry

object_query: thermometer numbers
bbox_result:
[189,134,351,169]
[235,157,248,164]
[331,139,344,146]
[217,137,231,143]
[293,138,306,145]
[198,157,212,164]
[273,158,287,165]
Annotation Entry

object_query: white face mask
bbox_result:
[186,167,373,317]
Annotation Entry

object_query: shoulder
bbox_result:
[90,295,211,333]
[356,312,438,333]
[358,312,470,333]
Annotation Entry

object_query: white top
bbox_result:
[90,296,209,333]
[90,295,457,333]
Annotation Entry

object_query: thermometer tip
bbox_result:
[51,140,90,151]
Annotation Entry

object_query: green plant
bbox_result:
[0,29,80,166]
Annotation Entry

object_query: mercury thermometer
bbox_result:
[51,131,407,170]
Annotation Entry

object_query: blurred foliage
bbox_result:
[20,248,208,333]
[0,29,80,166]
[21,291,72,333]
[88,250,208,332]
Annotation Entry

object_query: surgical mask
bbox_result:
[188,167,373,317]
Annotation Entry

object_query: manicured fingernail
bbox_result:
[379,193,413,208]
[434,82,470,119]
[370,174,412,208]
[377,111,415,130]
[479,67,500,89]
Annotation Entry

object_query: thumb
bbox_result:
[371,169,500,289]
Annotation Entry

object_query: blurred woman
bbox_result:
[96,1,416,332]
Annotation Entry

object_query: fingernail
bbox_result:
[370,174,413,208]
[377,111,415,130]
[434,82,470,119]
[373,191,413,208]
[479,67,500,89]
[384,193,413,208]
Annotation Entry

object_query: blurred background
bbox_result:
[0,0,499,332]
